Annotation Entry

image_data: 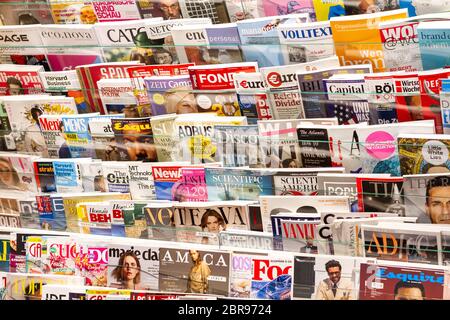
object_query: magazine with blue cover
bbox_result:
[237,14,310,68]
[205,167,274,201]
[418,21,450,70]
[61,113,100,158]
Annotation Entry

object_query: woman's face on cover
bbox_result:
[206,215,220,232]
[0,160,14,186]
[122,256,139,281]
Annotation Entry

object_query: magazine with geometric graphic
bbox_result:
[229,252,261,299]
[359,121,435,176]
[178,0,230,24]
[159,247,230,296]
[312,0,344,22]
[398,133,450,175]
[251,253,293,300]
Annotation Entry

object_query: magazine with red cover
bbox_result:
[394,72,423,122]
[0,65,45,95]
[188,62,258,116]
[77,61,142,114]
[188,62,258,91]
[418,68,450,134]
[359,262,444,300]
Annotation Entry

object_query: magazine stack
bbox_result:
[0,0,448,302]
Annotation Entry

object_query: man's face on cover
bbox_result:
[160,0,181,19]
[426,186,450,224]
[327,266,341,284]
[155,51,173,64]
[123,129,157,161]
[395,287,424,300]
[7,83,21,95]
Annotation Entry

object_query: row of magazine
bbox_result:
[1,10,449,73]
[0,0,446,26]
[1,225,450,300]
[1,164,450,253]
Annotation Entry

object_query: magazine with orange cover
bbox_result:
[330,9,408,72]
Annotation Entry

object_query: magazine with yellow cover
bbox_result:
[312,0,345,21]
